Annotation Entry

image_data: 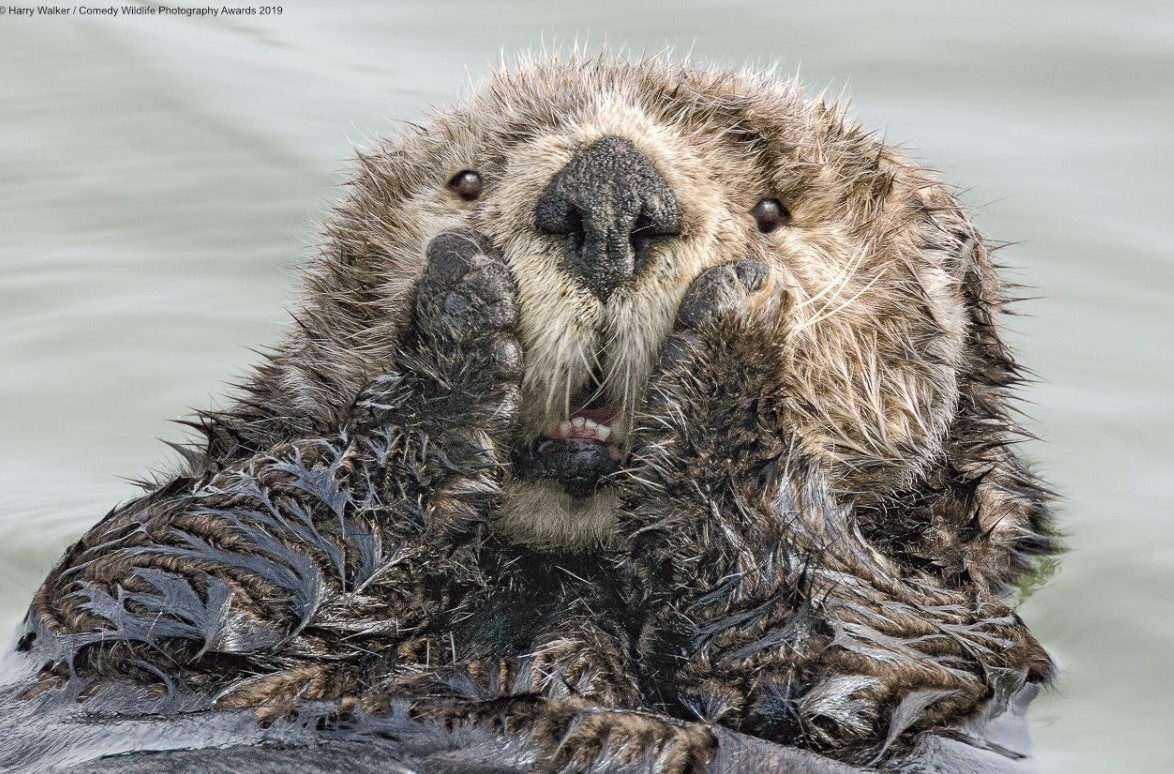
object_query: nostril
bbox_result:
[534,135,681,299]
[629,211,655,264]
[565,208,585,255]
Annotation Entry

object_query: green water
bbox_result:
[1,2,1170,770]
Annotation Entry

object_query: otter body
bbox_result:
[6,57,1054,772]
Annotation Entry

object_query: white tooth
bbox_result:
[596,424,611,441]
[558,420,573,438]
[571,417,586,429]
[583,418,598,430]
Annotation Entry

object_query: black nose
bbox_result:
[534,136,681,300]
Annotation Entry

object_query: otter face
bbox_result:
[315,57,998,551]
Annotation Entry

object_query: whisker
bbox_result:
[792,242,869,319]
[793,267,883,334]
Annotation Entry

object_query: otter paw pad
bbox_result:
[416,228,518,342]
[675,260,769,331]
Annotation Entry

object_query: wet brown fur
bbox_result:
[22,54,1056,770]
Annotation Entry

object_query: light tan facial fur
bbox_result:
[268,55,997,551]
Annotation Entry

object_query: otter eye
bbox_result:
[750,198,791,233]
[448,170,483,201]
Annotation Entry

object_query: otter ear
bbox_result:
[862,228,1057,595]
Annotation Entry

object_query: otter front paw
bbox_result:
[633,260,789,490]
[351,228,523,533]
[360,227,521,399]
[672,259,773,334]
[356,228,522,423]
[411,228,521,373]
[404,227,522,444]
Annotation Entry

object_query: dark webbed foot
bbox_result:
[539,707,716,774]
[388,690,715,774]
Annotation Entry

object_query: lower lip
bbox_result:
[538,436,623,460]
[516,436,624,497]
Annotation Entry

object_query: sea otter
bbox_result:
[1,56,1055,773]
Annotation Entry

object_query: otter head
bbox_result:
[278,56,1049,586]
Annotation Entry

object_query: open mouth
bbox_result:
[511,379,626,500]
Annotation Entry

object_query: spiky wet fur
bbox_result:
[22,54,1056,769]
